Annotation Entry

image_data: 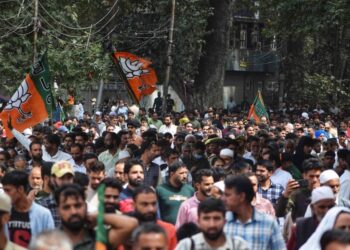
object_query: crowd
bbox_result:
[1,98,350,250]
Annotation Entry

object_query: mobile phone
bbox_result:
[297,179,308,188]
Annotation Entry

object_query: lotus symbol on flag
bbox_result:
[4,80,32,123]
[119,57,149,79]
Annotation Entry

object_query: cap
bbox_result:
[214,181,225,193]
[51,160,75,178]
[320,169,339,184]
[311,186,335,204]
[109,112,117,117]
[220,148,234,158]
[0,192,11,213]
[58,126,69,133]
[91,98,97,102]
[95,111,102,116]
[127,119,140,128]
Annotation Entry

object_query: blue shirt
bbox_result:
[258,181,284,205]
[224,208,286,250]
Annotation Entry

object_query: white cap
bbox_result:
[119,150,130,160]
[95,111,102,116]
[220,148,234,158]
[302,112,309,119]
[311,186,335,205]
[320,169,339,185]
[214,181,225,193]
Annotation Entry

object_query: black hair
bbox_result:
[74,132,88,142]
[70,143,84,152]
[281,152,293,163]
[88,161,105,173]
[225,175,254,203]
[256,159,274,172]
[29,140,42,151]
[74,172,89,188]
[54,183,85,206]
[2,170,29,191]
[247,136,259,143]
[124,159,143,174]
[168,160,187,174]
[0,151,10,161]
[132,223,167,244]
[83,153,98,162]
[41,161,54,178]
[234,160,251,172]
[105,132,121,147]
[164,148,179,158]
[324,150,336,158]
[132,185,156,200]
[302,157,322,173]
[140,139,158,153]
[193,169,213,184]
[176,222,200,241]
[100,177,123,193]
[45,134,61,147]
[198,197,226,216]
[320,229,350,250]
[212,168,225,182]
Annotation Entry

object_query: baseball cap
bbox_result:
[0,192,11,213]
[51,160,75,178]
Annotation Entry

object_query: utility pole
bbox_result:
[33,0,39,63]
[162,0,176,114]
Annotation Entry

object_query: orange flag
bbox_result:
[0,52,55,138]
[112,52,158,103]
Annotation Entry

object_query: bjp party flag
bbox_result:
[0,52,55,138]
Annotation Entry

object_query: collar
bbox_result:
[226,207,259,224]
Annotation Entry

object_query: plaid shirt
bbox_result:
[258,181,284,205]
[224,208,286,250]
[36,194,61,227]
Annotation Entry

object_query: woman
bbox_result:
[300,206,350,250]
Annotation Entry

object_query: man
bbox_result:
[120,159,145,200]
[153,91,163,115]
[86,161,106,202]
[176,198,248,250]
[98,132,120,172]
[43,134,74,163]
[322,151,336,170]
[95,111,106,135]
[28,230,73,250]
[276,157,321,221]
[256,159,284,205]
[184,122,193,134]
[156,160,194,224]
[159,114,177,136]
[161,148,179,183]
[320,229,350,250]
[0,192,26,250]
[223,175,286,250]
[243,136,260,164]
[127,120,142,147]
[37,160,75,227]
[148,112,163,130]
[83,153,98,172]
[118,130,129,151]
[29,166,43,196]
[74,132,88,146]
[140,140,162,188]
[132,223,168,250]
[28,141,45,168]
[219,148,235,176]
[56,184,138,250]
[287,186,336,250]
[175,169,214,228]
[129,186,177,250]
[70,143,86,173]
[114,160,126,185]
[2,170,54,248]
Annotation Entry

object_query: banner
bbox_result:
[0,52,55,138]
[247,90,269,123]
[112,52,157,103]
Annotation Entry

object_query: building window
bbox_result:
[240,25,247,49]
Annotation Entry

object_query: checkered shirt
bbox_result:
[224,208,286,250]
[258,182,284,205]
[36,194,61,227]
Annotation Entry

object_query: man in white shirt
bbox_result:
[159,114,177,136]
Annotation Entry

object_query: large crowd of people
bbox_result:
[1,98,350,250]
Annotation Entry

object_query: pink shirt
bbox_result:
[175,193,200,229]
[254,193,276,217]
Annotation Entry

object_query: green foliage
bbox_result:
[0,0,213,104]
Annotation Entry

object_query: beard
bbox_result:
[202,228,223,241]
[129,178,143,187]
[32,154,43,161]
[105,203,119,213]
[61,214,85,232]
[134,210,156,222]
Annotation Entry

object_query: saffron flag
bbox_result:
[95,184,107,250]
[247,90,269,123]
[112,52,157,103]
[0,52,55,138]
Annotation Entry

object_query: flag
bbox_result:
[95,183,107,250]
[112,52,157,103]
[0,52,55,138]
[247,90,269,123]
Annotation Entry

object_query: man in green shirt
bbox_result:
[156,160,194,225]
[148,112,163,130]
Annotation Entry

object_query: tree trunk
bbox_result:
[190,0,234,110]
